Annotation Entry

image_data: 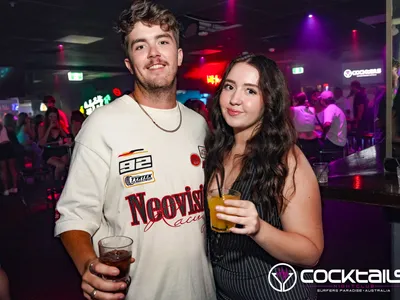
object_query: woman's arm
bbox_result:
[38,124,52,146]
[251,146,323,267]
[217,146,323,267]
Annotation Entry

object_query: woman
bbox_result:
[38,107,69,181]
[204,54,323,300]
[290,92,320,160]
[70,110,85,139]
[16,113,42,168]
[0,115,18,196]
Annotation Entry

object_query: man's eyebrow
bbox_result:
[130,33,173,49]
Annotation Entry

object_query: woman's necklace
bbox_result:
[135,100,182,133]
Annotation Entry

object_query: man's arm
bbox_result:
[60,230,97,276]
[55,124,128,299]
[322,106,334,139]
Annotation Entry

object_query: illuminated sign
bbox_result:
[113,88,122,97]
[292,67,304,75]
[68,72,83,81]
[206,75,222,85]
[80,94,112,116]
[343,68,382,79]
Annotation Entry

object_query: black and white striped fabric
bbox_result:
[207,168,317,300]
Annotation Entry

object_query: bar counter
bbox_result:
[320,144,400,209]
[319,144,400,300]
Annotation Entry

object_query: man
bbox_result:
[315,91,347,158]
[43,95,69,134]
[349,81,368,149]
[54,1,216,300]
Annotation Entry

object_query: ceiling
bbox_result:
[0,0,386,78]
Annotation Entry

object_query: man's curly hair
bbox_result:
[115,0,180,56]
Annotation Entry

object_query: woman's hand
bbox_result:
[216,200,261,236]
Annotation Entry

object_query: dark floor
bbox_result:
[0,181,393,300]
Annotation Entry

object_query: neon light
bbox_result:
[68,72,83,81]
[40,103,48,112]
[82,94,112,116]
[292,67,304,75]
[206,75,222,85]
[113,88,122,97]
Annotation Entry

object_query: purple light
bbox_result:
[58,44,63,49]
[308,14,313,18]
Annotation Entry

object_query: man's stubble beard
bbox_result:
[136,75,177,93]
[131,60,178,94]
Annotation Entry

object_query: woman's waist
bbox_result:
[297,131,318,140]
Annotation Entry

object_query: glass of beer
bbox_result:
[207,188,241,233]
[98,236,133,282]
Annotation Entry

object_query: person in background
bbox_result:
[16,113,42,168]
[185,99,211,129]
[315,91,347,157]
[290,92,320,160]
[309,90,321,107]
[0,115,18,196]
[43,95,69,134]
[0,267,11,300]
[55,1,216,300]
[33,114,44,143]
[205,54,323,300]
[349,81,368,150]
[38,107,69,183]
[333,87,347,114]
[70,110,86,139]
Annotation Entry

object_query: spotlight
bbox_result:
[308,14,313,18]
[58,44,64,49]
[352,29,357,33]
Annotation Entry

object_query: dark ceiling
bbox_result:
[0,0,386,75]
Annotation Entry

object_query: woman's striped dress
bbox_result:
[207,173,317,300]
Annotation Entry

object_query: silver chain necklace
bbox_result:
[136,100,182,133]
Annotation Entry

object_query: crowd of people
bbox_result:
[0,96,85,196]
[290,81,378,162]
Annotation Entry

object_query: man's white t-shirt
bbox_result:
[55,95,216,300]
[291,105,316,132]
[317,104,347,147]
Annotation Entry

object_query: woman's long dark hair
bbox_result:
[204,54,297,218]
[16,112,28,133]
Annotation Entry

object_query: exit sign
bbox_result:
[68,72,83,81]
[292,67,304,75]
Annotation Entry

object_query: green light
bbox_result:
[68,72,83,81]
[292,67,304,75]
[104,94,111,104]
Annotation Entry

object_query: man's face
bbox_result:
[124,22,183,91]
[47,101,55,108]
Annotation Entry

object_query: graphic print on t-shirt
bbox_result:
[125,184,205,232]
[118,149,156,188]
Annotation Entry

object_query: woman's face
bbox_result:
[219,62,264,132]
[48,112,58,123]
